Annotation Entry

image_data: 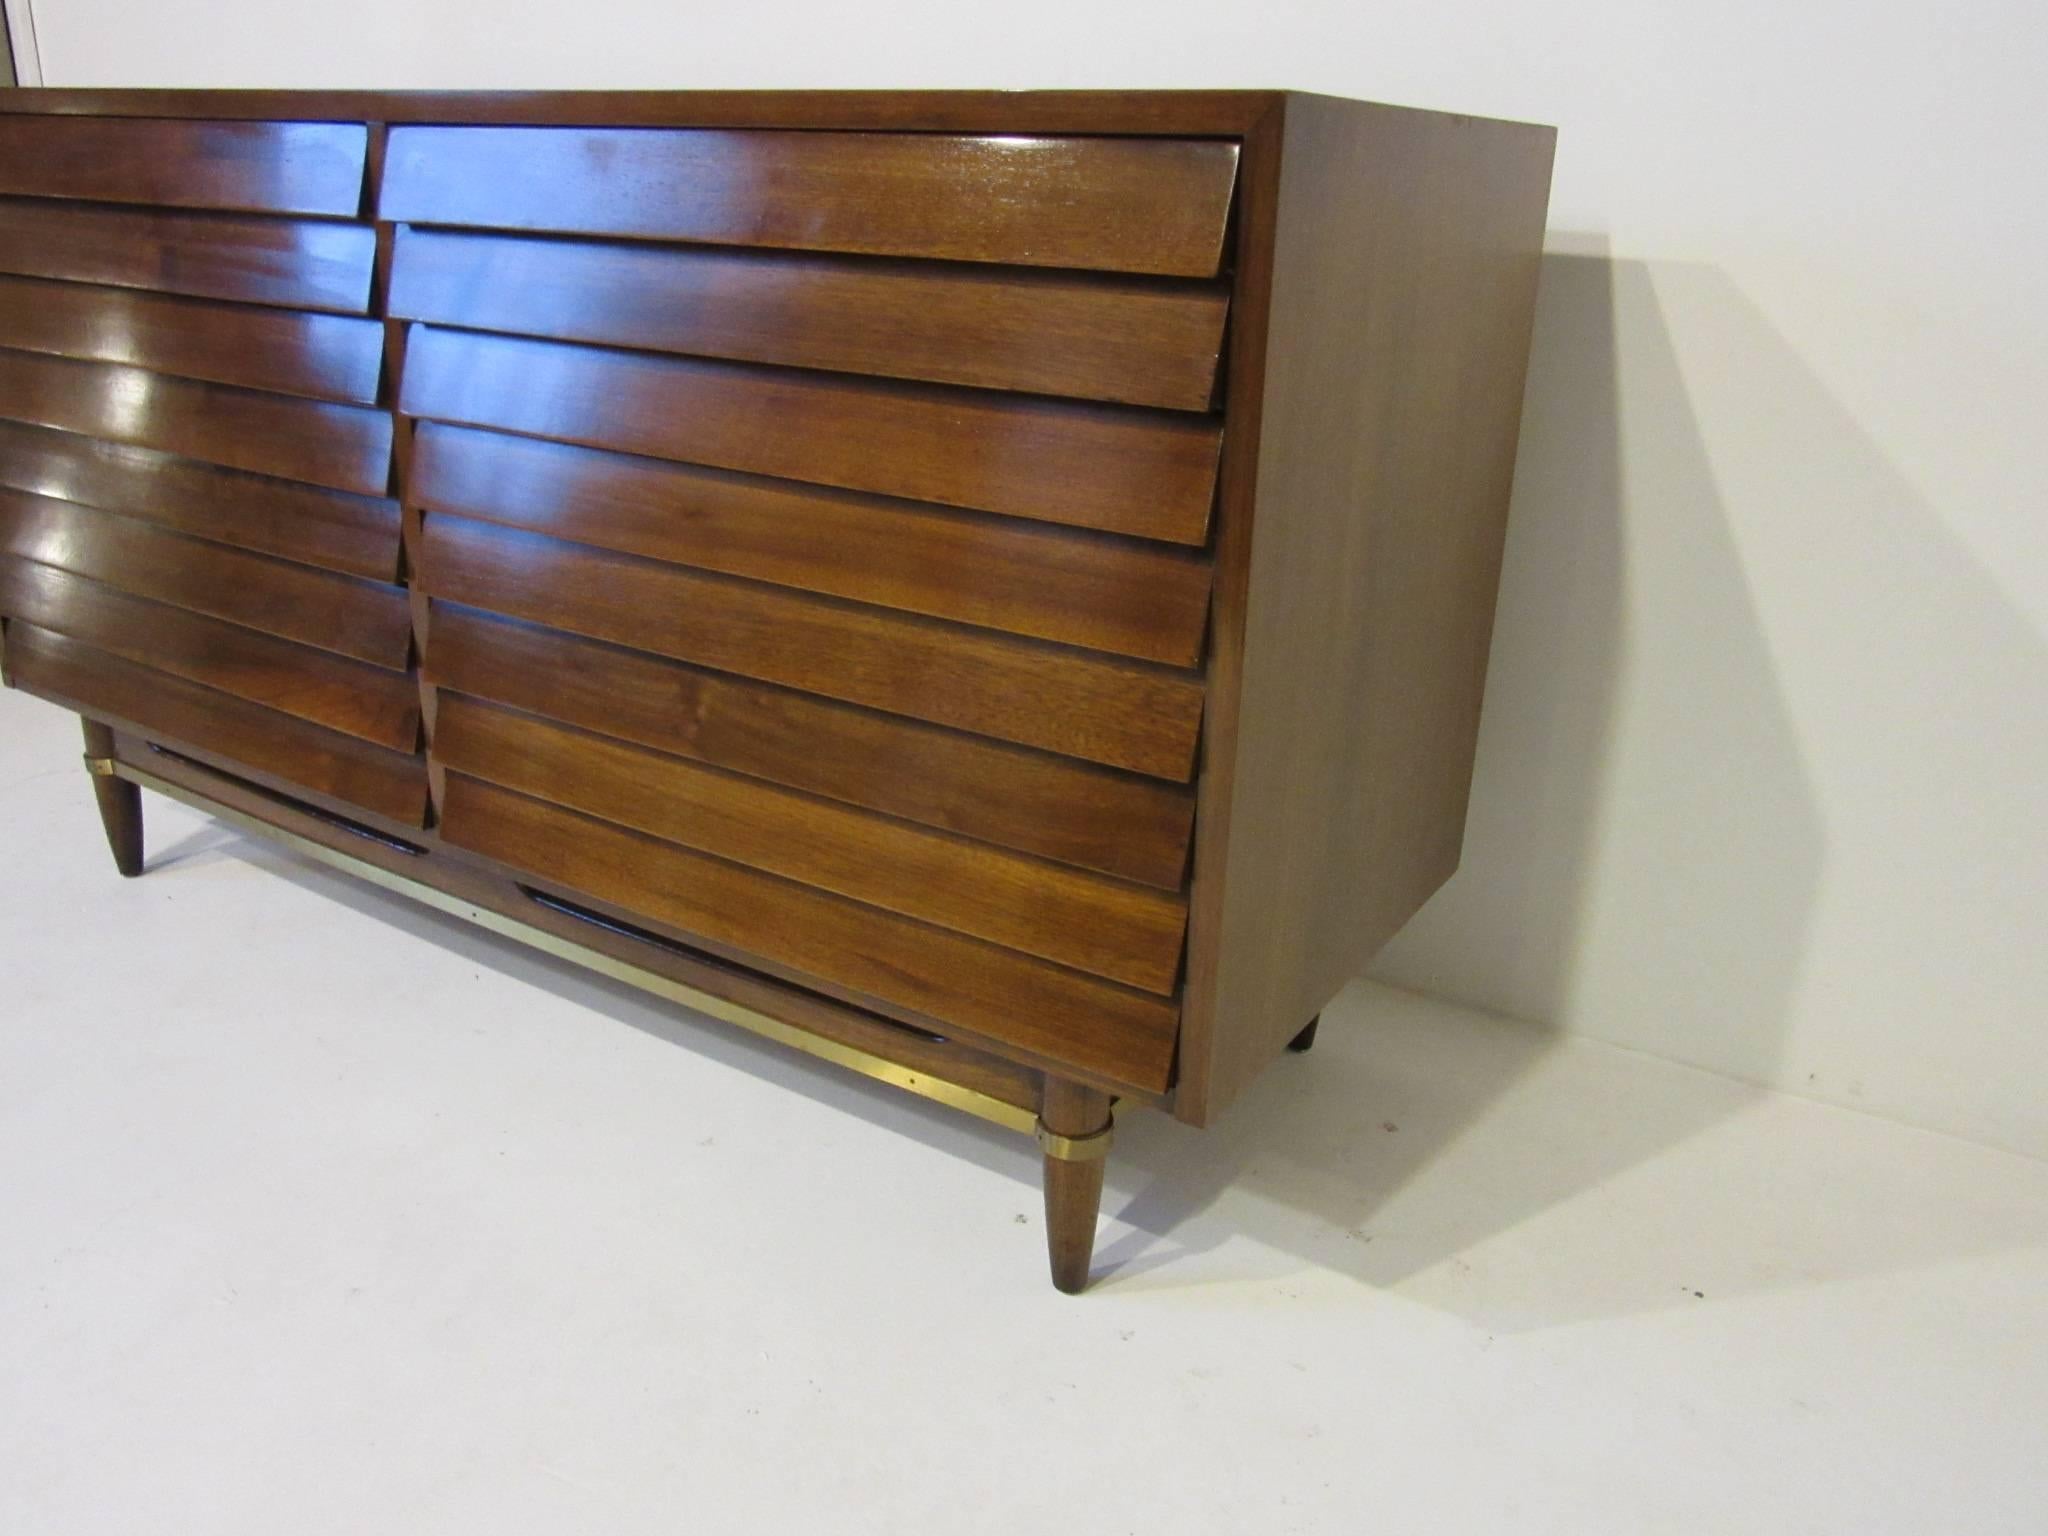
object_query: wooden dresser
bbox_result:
[0,90,1554,1291]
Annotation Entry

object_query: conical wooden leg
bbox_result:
[81,718,143,878]
[1287,1013,1322,1053]
[1039,1078,1112,1294]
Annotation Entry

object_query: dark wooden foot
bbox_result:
[1287,1013,1322,1053]
[81,718,143,877]
[1039,1078,1112,1295]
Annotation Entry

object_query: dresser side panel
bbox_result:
[1177,94,1556,1123]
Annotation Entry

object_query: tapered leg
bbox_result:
[1039,1078,1113,1294]
[80,718,143,878]
[1287,1013,1322,1053]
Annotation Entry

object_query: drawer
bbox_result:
[436,771,1180,1095]
[7,622,427,825]
[410,422,1211,666]
[389,225,1228,412]
[422,603,1194,890]
[0,116,369,216]
[432,692,1187,993]
[0,420,401,583]
[416,512,1203,780]
[380,126,1238,277]
[400,325,1221,545]
[0,492,411,669]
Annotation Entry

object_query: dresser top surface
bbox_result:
[0,88,1551,138]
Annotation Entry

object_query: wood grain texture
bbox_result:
[8,622,427,824]
[0,347,392,495]
[0,117,367,215]
[400,326,1221,545]
[410,423,1212,665]
[423,602,1195,889]
[0,489,413,669]
[381,126,1238,277]
[0,89,1281,137]
[80,714,146,876]
[387,226,1228,411]
[0,197,376,313]
[438,773,1179,1094]
[0,275,384,403]
[0,558,419,749]
[433,693,1187,992]
[1040,1079,1113,1293]
[1174,95,1556,1124]
[417,515,1205,779]
[0,419,401,581]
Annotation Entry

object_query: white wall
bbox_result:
[12,0,2047,1156]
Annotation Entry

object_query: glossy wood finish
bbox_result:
[1040,1079,1113,1294]
[0,275,385,403]
[1176,96,1556,1123]
[80,716,143,877]
[401,326,1221,544]
[433,693,1187,991]
[0,89,1281,136]
[0,198,377,313]
[0,117,367,215]
[10,622,428,824]
[0,559,419,749]
[382,127,1239,276]
[0,347,392,495]
[417,514,1205,779]
[387,227,1229,411]
[410,424,1212,665]
[438,774,1180,1094]
[0,420,401,582]
[0,490,413,669]
[422,603,1196,888]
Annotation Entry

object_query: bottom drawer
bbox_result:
[5,621,430,826]
[436,771,1179,1094]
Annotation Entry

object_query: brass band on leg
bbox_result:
[83,755,119,777]
[1036,1117,1114,1162]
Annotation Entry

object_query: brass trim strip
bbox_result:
[83,755,119,777]
[1035,1118,1114,1162]
[113,760,1040,1138]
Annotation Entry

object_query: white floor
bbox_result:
[3,690,2046,1535]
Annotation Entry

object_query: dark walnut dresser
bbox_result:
[0,89,1554,1291]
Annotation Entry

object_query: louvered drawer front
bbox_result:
[398,128,1232,1093]
[0,116,426,824]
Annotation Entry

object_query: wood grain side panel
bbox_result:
[410,424,1212,666]
[399,326,1221,545]
[417,515,1204,780]
[0,117,368,215]
[423,603,1195,889]
[1179,97,1558,1123]
[0,557,419,749]
[0,347,392,495]
[437,773,1179,1094]
[0,198,377,313]
[0,420,400,581]
[7,622,427,824]
[381,127,1238,277]
[0,489,413,669]
[432,694,1187,992]
[387,226,1228,411]
[0,275,385,403]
